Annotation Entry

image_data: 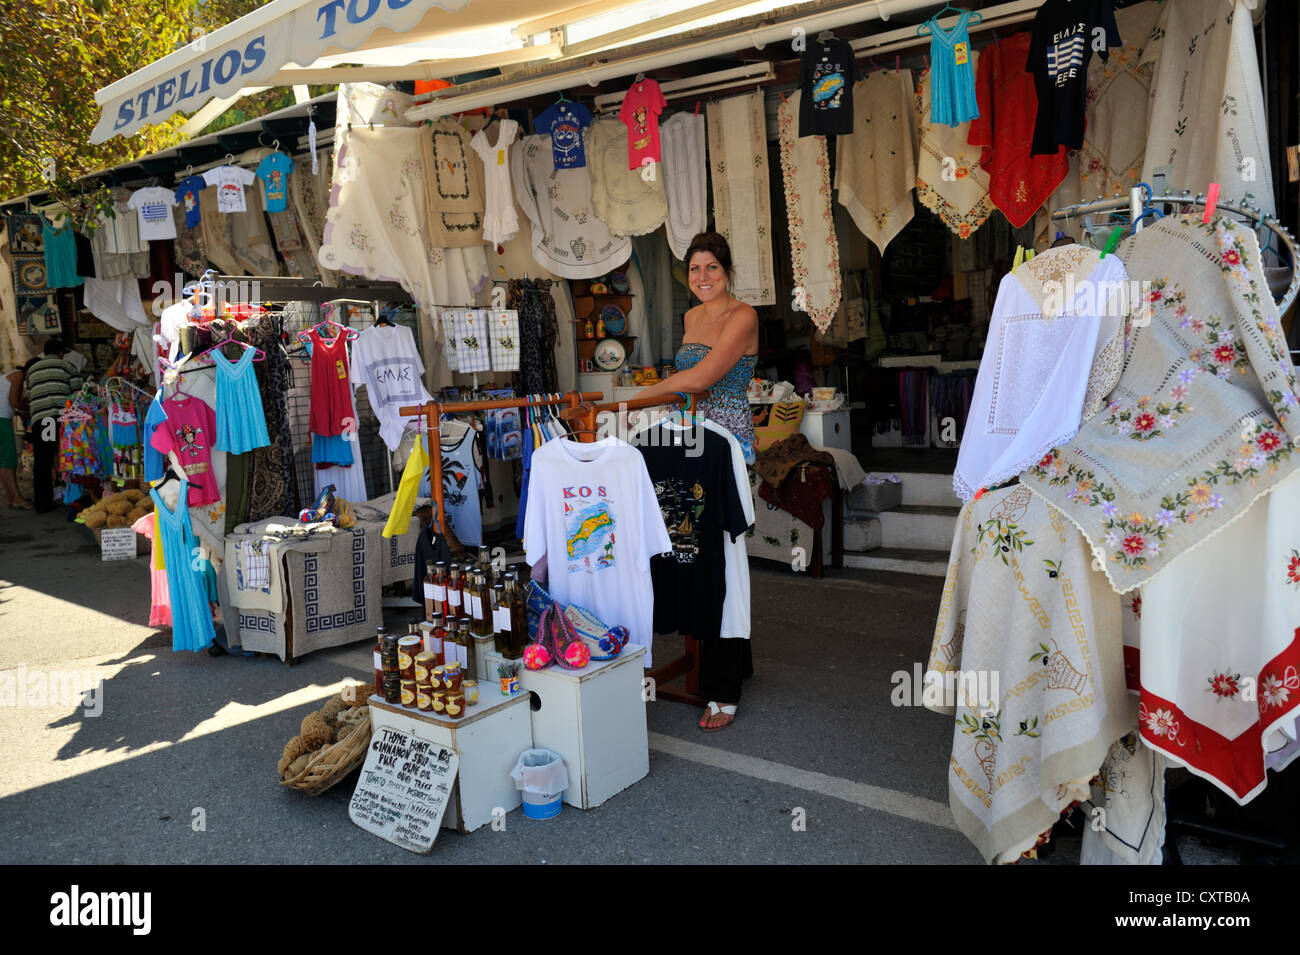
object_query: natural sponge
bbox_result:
[123,489,146,502]
[321,696,348,722]
[83,510,108,529]
[105,500,131,516]
[299,712,332,750]
[279,735,311,776]
[105,515,130,528]
[126,507,148,523]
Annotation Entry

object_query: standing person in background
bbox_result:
[0,364,29,508]
[632,231,758,732]
[25,341,82,513]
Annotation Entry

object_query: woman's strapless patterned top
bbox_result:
[675,342,757,464]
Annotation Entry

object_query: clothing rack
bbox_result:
[1051,190,1300,316]
[398,391,603,554]
[562,391,711,707]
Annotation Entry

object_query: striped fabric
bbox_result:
[25,357,82,423]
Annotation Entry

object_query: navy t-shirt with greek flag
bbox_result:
[1027,0,1121,155]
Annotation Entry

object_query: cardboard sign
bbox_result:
[348,725,459,854]
[100,527,139,562]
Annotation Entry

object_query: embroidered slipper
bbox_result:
[699,701,737,733]
[550,606,591,670]
[523,606,556,670]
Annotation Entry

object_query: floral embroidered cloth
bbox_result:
[955,245,1128,501]
[927,484,1129,864]
[706,92,776,305]
[424,118,487,248]
[914,59,994,239]
[833,69,917,255]
[1133,468,1300,804]
[659,113,707,260]
[777,92,840,333]
[1079,705,1167,865]
[1021,216,1300,592]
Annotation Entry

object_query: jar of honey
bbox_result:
[430,690,446,715]
[397,636,421,681]
[416,685,433,711]
[400,679,417,707]
[463,679,480,706]
[444,661,463,692]
[431,666,445,690]
[414,652,436,685]
[444,691,465,718]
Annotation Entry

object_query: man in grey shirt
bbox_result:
[24,340,82,512]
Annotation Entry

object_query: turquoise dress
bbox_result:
[152,477,216,653]
[42,219,82,289]
[212,346,270,453]
[926,10,979,127]
[675,343,757,464]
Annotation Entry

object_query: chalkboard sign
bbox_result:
[348,725,459,854]
[100,527,139,562]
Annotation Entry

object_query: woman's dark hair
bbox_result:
[684,232,733,283]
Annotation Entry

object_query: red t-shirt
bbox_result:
[149,394,221,507]
[966,33,1068,228]
[618,79,667,170]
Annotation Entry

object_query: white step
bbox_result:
[843,517,882,552]
[843,547,951,576]
[896,471,962,509]
[877,505,960,551]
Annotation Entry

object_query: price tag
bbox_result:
[954,41,968,65]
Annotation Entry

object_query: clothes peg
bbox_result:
[895,54,901,72]
[1100,226,1123,258]
[1203,182,1220,224]
[693,100,701,116]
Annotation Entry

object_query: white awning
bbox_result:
[90,0,589,143]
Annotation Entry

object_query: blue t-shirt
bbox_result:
[174,176,207,229]
[418,428,482,548]
[143,391,168,483]
[255,153,294,213]
[533,102,593,169]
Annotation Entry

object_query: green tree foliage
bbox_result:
[0,0,272,206]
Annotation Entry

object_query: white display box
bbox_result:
[518,645,649,809]
[368,691,531,833]
[799,409,851,452]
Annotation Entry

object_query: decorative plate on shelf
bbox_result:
[599,304,627,336]
[593,337,626,371]
[590,282,609,294]
[609,271,630,294]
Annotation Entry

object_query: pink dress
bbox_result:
[132,512,172,627]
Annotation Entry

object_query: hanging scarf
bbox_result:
[777,92,841,334]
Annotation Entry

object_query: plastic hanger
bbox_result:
[916,4,981,36]
[191,338,267,367]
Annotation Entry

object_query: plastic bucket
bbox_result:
[521,789,563,820]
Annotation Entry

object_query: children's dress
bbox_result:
[925,10,979,126]
[151,477,215,652]
[212,346,270,453]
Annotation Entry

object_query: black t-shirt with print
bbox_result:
[1027,0,1121,155]
[799,36,858,137]
[638,424,749,641]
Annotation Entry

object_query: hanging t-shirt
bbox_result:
[523,437,672,665]
[418,425,483,548]
[638,423,749,641]
[618,78,667,169]
[255,152,294,213]
[128,187,178,241]
[799,36,857,137]
[173,175,207,229]
[1027,0,1121,155]
[143,389,168,483]
[149,393,221,507]
[533,101,593,169]
[202,165,257,213]
[349,323,433,451]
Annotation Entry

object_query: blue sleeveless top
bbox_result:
[926,10,979,127]
[675,343,757,464]
[213,346,270,453]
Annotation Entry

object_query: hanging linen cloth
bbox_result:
[1141,0,1274,215]
[954,244,1127,500]
[927,484,1129,864]
[1130,468,1300,805]
[834,68,918,255]
[915,60,994,239]
[470,118,521,246]
[151,477,216,652]
[319,127,444,311]
[586,117,668,237]
[510,134,632,279]
[212,346,271,454]
[424,117,487,248]
[923,8,979,126]
[1021,216,1300,593]
[659,112,707,260]
[966,32,1069,229]
[705,91,776,305]
[776,92,841,334]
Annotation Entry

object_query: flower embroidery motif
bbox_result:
[1287,550,1300,589]
[1207,671,1241,700]
[1105,394,1190,441]
[1260,673,1293,710]
[1144,706,1178,739]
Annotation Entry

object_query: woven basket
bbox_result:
[280,709,372,795]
